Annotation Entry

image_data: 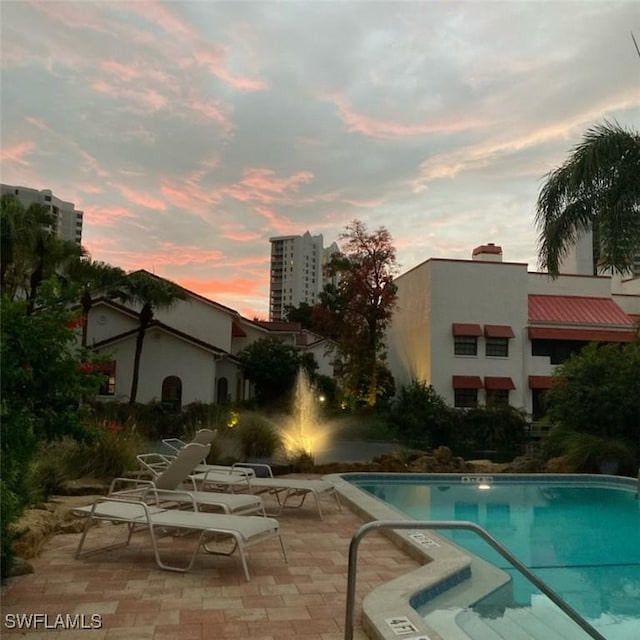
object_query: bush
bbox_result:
[235,412,282,459]
[388,381,453,448]
[31,425,145,499]
[452,405,528,457]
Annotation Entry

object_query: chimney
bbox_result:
[472,243,503,262]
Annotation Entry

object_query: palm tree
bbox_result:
[62,256,127,347]
[535,121,640,276]
[1,194,84,312]
[121,270,185,405]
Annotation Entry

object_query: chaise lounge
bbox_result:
[125,443,264,515]
[74,497,286,581]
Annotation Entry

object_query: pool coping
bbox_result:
[325,472,638,640]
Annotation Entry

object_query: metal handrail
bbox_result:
[344,520,606,640]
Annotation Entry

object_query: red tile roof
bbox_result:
[528,295,633,326]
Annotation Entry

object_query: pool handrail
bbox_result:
[344,519,606,640]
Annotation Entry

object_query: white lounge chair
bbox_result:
[161,429,256,478]
[128,443,264,515]
[74,497,286,580]
[195,464,342,520]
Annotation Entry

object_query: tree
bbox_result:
[284,302,315,329]
[313,220,398,406]
[0,194,84,312]
[237,337,302,405]
[62,256,126,347]
[545,341,640,444]
[1,294,104,577]
[120,271,185,405]
[536,121,640,276]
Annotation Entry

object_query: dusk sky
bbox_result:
[2,1,639,319]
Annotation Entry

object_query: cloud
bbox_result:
[0,141,36,166]
[115,185,167,211]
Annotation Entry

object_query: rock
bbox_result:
[544,456,575,473]
[503,455,545,473]
[467,460,509,474]
[7,557,34,577]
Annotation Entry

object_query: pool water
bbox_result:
[352,476,640,638]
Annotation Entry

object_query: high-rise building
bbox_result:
[268,231,339,321]
[1,184,83,245]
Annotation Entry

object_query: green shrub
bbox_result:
[388,381,453,448]
[31,424,145,499]
[235,412,282,459]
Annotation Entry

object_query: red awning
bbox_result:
[528,294,633,324]
[484,324,515,338]
[452,323,482,337]
[528,327,636,342]
[452,375,483,389]
[528,375,553,389]
[484,376,516,390]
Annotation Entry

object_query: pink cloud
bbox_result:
[0,141,35,166]
[191,46,267,92]
[327,93,486,140]
[84,205,138,227]
[117,185,167,211]
[91,79,168,111]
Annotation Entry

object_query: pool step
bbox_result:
[453,604,593,640]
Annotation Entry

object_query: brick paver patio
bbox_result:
[1,488,419,639]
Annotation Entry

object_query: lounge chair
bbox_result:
[161,429,256,478]
[127,443,264,515]
[195,464,342,520]
[74,497,286,580]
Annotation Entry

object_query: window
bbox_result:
[486,389,509,407]
[44,195,52,202]
[161,376,182,410]
[486,337,509,357]
[454,336,478,356]
[454,388,478,408]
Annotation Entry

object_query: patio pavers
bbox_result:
[1,489,420,639]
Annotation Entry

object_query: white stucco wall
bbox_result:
[87,303,138,345]
[94,327,220,405]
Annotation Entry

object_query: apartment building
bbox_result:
[386,243,639,419]
[1,183,83,245]
[268,231,339,321]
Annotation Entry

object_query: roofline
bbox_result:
[91,320,238,362]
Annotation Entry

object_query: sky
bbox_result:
[1,1,639,319]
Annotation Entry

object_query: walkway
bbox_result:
[1,488,419,639]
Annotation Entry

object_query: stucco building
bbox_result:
[386,244,639,419]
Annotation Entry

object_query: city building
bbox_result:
[268,231,340,321]
[386,243,639,420]
[1,183,83,245]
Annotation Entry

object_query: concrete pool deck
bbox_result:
[0,475,422,640]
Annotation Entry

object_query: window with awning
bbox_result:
[484,376,516,390]
[484,325,515,338]
[452,375,483,389]
[452,323,482,336]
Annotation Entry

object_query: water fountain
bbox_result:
[278,369,329,461]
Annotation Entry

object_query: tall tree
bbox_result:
[62,256,126,347]
[1,194,84,311]
[314,220,398,406]
[120,271,185,405]
[536,121,640,276]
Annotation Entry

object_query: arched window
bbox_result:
[161,376,182,410]
[217,377,229,404]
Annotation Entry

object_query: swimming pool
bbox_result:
[346,474,640,640]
